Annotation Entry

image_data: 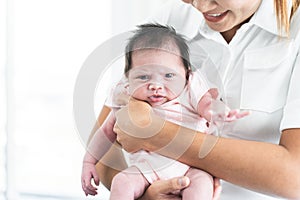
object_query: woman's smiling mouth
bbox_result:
[203,11,228,22]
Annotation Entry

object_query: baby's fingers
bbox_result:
[225,110,238,121]
[82,179,98,196]
[91,169,100,186]
[84,184,98,196]
[236,110,250,119]
[226,110,250,121]
[210,110,226,122]
[82,174,98,196]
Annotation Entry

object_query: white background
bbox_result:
[0,0,167,199]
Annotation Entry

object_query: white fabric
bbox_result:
[145,0,300,199]
[126,151,190,184]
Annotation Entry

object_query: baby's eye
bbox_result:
[165,73,175,78]
[137,75,150,80]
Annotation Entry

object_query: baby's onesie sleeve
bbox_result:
[187,69,211,111]
[104,76,129,109]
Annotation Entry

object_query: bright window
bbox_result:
[1,0,167,200]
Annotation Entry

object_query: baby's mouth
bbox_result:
[149,95,165,102]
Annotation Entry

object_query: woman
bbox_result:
[93,0,300,199]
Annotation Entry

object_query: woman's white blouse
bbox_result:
[147,0,300,199]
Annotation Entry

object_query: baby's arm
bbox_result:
[197,91,215,122]
[81,112,117,196]
[86,112,117,160]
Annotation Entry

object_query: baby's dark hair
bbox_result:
[124,23,191,80]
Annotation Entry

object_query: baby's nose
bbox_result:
[148,82,163,91]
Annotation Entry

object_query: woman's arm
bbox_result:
[95,143,127,189]
[114,101,300,199]
[177,128,300,199]
[90,105,128,189]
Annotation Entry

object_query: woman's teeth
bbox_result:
[207,13,222,17]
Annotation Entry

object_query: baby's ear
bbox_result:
[208,88,219,99]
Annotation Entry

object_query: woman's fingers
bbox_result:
[140,177,189,200]
[212,178,222,200]
[161,176,190,194]
[142,176,190,200]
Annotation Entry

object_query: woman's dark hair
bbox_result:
[124,23,191,80]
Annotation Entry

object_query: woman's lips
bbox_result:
[203,11,228,23]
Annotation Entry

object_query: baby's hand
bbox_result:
[81,162,100,196]
[209,100,250,123]
[224,109,250,122]
[210,109,250,123]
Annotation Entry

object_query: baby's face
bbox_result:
[128,49,186,107]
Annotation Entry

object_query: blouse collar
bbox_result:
[249,0,291,37]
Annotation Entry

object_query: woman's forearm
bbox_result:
[149,123,300,199]
[114,101,300,198]
[96,144,128,189]
[90,105,128,190]
[87,105,112,144]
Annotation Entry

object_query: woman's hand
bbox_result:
[139,177,190,200]
[114,123,143,152]
[113,98,165,152]
[213,178,222,200]
[138,176,222,200]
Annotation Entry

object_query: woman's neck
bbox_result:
[220,16,252,43]
[221,28,238,43]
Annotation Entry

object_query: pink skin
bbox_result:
[188,0,262,42]
[128,49,187,107]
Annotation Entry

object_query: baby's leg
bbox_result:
[182,167,214,200]
[110,166,149,200]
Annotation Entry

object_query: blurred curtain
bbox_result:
[1,0,167,199]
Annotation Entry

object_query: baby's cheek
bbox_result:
[167,82,185,97]
[129,82,145,95]
[131,88,147,101]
